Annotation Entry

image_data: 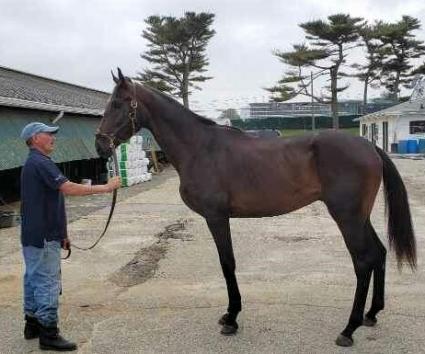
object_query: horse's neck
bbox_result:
[145,100,208,170]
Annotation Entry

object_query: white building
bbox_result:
[356,97,425,152]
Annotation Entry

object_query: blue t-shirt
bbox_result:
[20,148,69,247]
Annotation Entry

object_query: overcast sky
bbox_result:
[1,0,425,117]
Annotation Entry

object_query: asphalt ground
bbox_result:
[0,158,424,354]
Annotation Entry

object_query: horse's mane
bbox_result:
[132,80,244,133]
[137,82,224,126]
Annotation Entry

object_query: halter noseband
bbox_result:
[96,82,139,150]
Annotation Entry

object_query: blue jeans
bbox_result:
[22,240,61,327]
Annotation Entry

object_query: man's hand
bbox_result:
[61,177,122,196]
[107,176,121,191]
[61,238,71,250]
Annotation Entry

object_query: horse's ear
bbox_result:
[117,67,125,81]
[111,70,119,83]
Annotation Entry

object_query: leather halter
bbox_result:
[95,82,139,150]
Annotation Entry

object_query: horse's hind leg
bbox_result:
[206,217,241,335]
[364,219,387,327]
[326,206,376,347]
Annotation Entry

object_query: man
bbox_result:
[20,122,121,351]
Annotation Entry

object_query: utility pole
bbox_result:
[311,71,315,131]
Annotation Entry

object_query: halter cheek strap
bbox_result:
[128,98,138,134]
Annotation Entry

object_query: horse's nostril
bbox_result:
[95,139,113,159]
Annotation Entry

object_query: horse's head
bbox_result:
[95,68,144,158]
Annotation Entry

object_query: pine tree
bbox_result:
[137,12,215,108]
[352,23,387,113]
[379,16,425,101]
[267,14,364,128]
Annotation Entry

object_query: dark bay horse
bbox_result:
[95,69,416,347]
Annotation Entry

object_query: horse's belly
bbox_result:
[229,187,320,218]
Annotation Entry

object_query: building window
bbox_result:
[410,120,425,134]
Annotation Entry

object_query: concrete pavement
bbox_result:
[1,160,424,353]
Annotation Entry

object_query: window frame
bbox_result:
[409,120,425,134]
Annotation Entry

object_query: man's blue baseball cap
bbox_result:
[20,122,59,141]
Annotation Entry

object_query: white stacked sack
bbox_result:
[108,135,152,187]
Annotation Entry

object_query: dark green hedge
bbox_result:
[231,115,360,130]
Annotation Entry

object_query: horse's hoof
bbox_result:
[218,313,229,326]
[363,316,377,327]
[335,334,353,347]
[220,323,238,336]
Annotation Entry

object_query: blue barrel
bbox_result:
[398,140,408,154]
[407,139,418,153]
[419,139,425,153]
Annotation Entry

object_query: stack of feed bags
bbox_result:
[108,135,152,187]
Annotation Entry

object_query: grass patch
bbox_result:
[280,127,359,137]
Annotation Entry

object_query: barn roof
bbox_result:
[0,66,159,171]
[356,97,425,121]
[0,65,108,115]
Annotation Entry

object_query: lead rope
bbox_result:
[62,149,119,260]
[63,81,139,259]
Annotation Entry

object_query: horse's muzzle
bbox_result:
[95,135,113,159]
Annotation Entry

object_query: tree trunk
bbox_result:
[182,77,189,108]
[330,68,339,129]
[182,64,190,108]
[183,91,189,108]
[394,70,401,101]
[362,77,369,115]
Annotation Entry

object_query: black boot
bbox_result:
[24,315,40,339]
[39,324,77,351]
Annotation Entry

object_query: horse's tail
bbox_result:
[375,146,416,269]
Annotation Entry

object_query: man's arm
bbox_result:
[59,176,121,196]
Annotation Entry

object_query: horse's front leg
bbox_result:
[206,217,241,335]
